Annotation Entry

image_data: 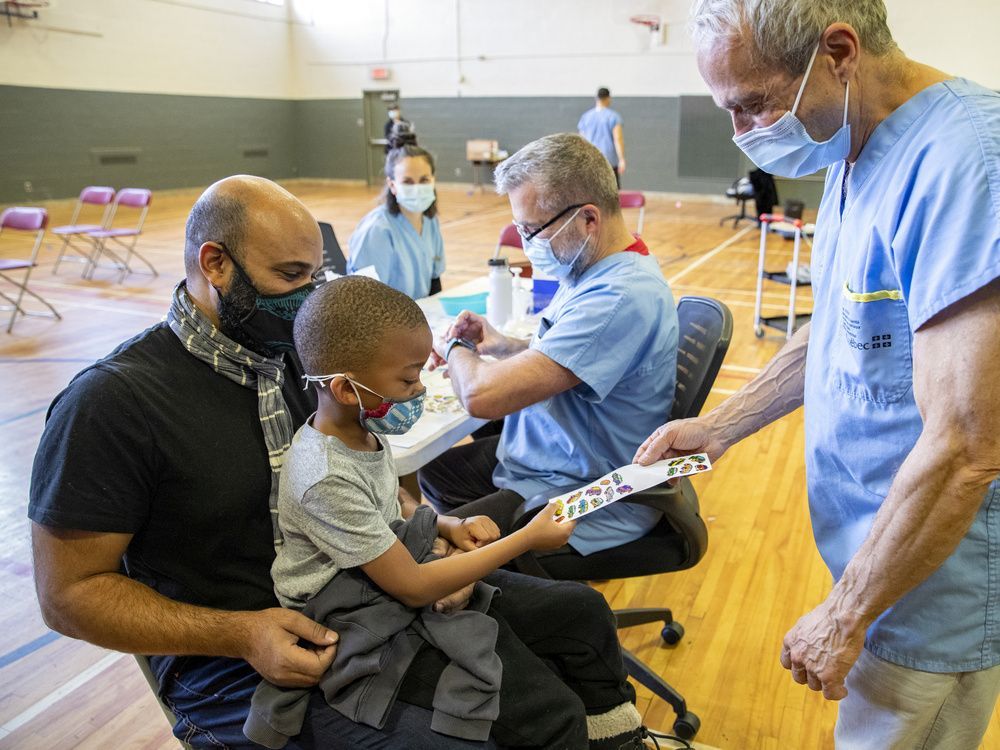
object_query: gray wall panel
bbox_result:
[293,98,366,180]
[0,85,296,203]
[3,86,804,203]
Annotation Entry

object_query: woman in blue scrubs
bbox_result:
[348,134,445,298]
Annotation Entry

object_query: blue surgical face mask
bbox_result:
[301,373,425,435]
[395,182,436,214]
[732,44,851,179]
[521,207,590,281]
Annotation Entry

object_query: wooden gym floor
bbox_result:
[0,180,996,749]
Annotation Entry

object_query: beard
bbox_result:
[554,224,592,280]
[216,269,277,357]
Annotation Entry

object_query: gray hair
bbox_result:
[494,133,619,217]
[690,0,897,75]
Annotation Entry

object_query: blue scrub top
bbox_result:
[347,204,445,299]
[494,249,679,556]
[578,107,623,167]
[805,79,1000,672]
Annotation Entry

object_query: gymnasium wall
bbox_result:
[1,0,996,204]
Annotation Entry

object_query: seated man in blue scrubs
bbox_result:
[348,131,445,299]
[419,133,678,557]
[637,1,1000,747]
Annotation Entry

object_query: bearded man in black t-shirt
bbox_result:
[28,176,503,749]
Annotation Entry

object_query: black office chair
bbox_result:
[318,221,348,276]
[720,176,755,228]
[510,296,733,740]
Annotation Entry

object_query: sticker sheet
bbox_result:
[550,454,713,522]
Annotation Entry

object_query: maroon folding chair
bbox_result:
[494,222,534,277]
[85,188,156,283]
[51,186,116,276]
[619,190,646,236]
[0,207,61,333]
[494,223,522,256]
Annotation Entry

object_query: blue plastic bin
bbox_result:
[532,278,558,313]
[438,291,488,316]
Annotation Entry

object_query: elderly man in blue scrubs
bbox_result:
[419,132,679,558]
[636,1,1000,747]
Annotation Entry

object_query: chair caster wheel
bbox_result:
[754,325,765,338]
[672,711,700,740]
[661,622,684,645]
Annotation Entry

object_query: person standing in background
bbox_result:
[578,88,626,187]
[384,105,410,152]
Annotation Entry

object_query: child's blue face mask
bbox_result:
[302,373,425,435]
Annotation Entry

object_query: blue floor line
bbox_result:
[0,631,61,670]
[0,405,48,427]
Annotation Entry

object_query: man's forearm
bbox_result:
[828,432,996,629]
[485,334,529,359]
[43,572,252,658]
[706,323,809,449]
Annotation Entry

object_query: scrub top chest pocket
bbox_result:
[833,282,913,404]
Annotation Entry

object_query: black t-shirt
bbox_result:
[28,322,316,612]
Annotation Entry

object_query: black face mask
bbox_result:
[215,249,317,357]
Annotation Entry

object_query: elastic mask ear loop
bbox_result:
[790,44,820,117]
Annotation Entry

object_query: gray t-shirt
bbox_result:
[271,419,401,609]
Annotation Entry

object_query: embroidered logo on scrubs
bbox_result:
[869,334,892,349]
[842,308,893,352]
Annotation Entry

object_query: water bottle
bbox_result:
[486,258,512,329]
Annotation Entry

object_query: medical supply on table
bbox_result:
[513,268,533,322]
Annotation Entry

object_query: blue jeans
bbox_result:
[151,654,499,749]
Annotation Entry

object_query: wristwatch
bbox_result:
[445,337,477,361]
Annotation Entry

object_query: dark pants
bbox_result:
[153,573,632,750]
[153,654,488,749]
[401,570,635,749]
[418,435,523,535]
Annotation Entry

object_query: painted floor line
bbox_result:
[0,651,125,735]
[668,224,754,286]
[0,631,61,671]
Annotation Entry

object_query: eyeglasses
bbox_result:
[514,203,586,242]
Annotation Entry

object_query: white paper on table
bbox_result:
[386,410,456,449]
[351,265,381,280]
[549,454,713,522]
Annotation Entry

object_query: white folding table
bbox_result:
[387,277,538,476]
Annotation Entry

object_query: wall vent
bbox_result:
[90,147,141,166]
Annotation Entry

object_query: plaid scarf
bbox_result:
[167,281,292,547]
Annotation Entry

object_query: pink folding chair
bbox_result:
[619,191,646,236]
[0,207,61,333]
[51,186,116,276]
[85,188,156,283]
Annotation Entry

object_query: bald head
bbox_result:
[183,175,318,281]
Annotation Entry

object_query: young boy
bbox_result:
[245,276,649,750]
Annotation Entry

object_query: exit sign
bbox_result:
[369,67,392,81]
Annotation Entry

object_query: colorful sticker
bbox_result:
[616,484,633,494]
[567,491,582,503]
[612,472,623,486]
[586,486,603,496]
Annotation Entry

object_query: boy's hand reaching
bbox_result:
[440,515,501,551]
[524,502,576,550]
